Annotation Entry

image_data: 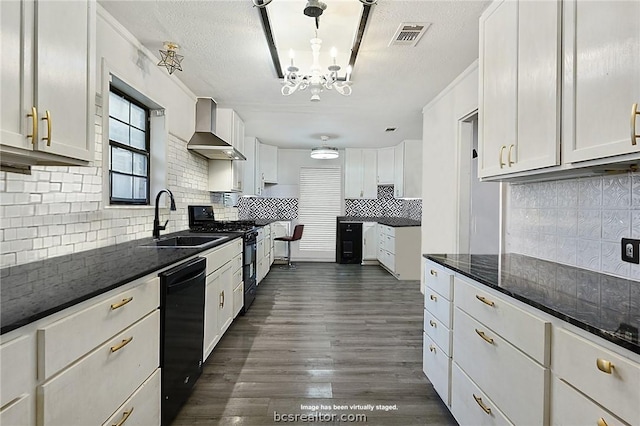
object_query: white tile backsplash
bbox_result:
[507,172,640,280]
[0,96,237,268]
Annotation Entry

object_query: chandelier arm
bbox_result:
[252,0,274,8]
[333,83,352,96]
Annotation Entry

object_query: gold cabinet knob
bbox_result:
[597,418,608,426]
[27,106,38,143]
[429,345,436,353]
[429,320,436,328]
[430,294,437,301]
[632,103,639,146]
[508,144,515,166]
[499,145,506,168]
[596,358,614,374]
[475,295,495,307]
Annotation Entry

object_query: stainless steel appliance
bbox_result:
[159,257,206,426]
[187,205,258,313]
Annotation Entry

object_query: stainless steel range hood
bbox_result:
[187,98,246,160]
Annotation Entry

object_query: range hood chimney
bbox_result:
[187,98,246,160]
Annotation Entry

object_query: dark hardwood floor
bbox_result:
[172,262,457,426]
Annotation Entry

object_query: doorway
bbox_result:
[457,112,501,254]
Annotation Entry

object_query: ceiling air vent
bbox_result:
[389,22,431,47]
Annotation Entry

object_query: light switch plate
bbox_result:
[621,238,640,264]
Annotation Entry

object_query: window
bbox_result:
[108,87,150,205]
[298,167,342,254]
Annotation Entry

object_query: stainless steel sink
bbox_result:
[139,235,225,248]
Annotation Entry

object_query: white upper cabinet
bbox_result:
[209,109,244,192]
[478,0,560,179]
[0,0,95,168]
[394,140,422,198]
[243,136,263,196]
[345,148,377,199]
[562,0,640,163]
[377,147,395,185]
[260,143,278,184]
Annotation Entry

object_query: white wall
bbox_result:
[263,149,344,198]
[421,61,479,256]
[0,7,236,268]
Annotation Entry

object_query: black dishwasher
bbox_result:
[337,222,363,264]
[159,257,206,426]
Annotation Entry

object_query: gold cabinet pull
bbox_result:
[220,290,225,308]
[42,110,51,146]
[499,145,506,168]
[475,295,495,307]
[430,294,437,302]
[110,297,133,310]
[597,417,608,426]
[632,103,639,145]
[110,337,133,353]
[27,106,38,143]
[473,394,492,415]
[429,320,437,328]
[429,345,436,353]
[508,144,515,166]
[596,358,614,374]
[430,269,438,276]
[113,407,134,426]
[475,329,494,345]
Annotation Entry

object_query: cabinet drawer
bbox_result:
[422,333,450,406]
[233,267,242,287]
[1,335,32,407]
[455,277,550,366]
[424,309,452,357]
[205,239,242,275]
[38,311,159,426]
[451,362,513,426]
[233,253,242,274]
[37,277,159,380]
[384,235,395,253]
[424,286,452,328]
[454,308,548,426]
[553,327,640,425]
[102,369,160,426]
[0,394,32,426]
[551,377,630,426]
[233,281,243,318]
[424,261,453,300]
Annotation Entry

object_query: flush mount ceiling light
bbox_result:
[311,136,339,159]
[283,36,352,102]
[157,42,184,75]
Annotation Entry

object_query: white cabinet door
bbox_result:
[478,0,518,178]
[562,0,640,163]
[393,143,404,197]
[362,222,377,261]
[217,262,234,335]
[208,160,241,192]
[203,270,221,360]
[260,143,278,183]
[0,0,34,152]
[345,148,377,199]
[215,108,234,144]
[36,0,94,161]
[377,147,395,184]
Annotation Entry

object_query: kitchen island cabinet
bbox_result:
[423,254,640,426]
[0,0,95,169]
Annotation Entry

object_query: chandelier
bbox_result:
[282,37,352,102]
[157,42,184,75]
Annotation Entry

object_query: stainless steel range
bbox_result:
[187,206,258,313]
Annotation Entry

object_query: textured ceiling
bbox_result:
[99,0,491,149]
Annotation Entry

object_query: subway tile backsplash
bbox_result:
[506,172,640,280]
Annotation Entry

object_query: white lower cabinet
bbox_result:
[422,333,451,405]
[102,369,161,426]
[361,222,377,264]
[0,335,33,409]
[552,327,640,425]
[0,394,33,426]
[451,363,513,426]
[376,224,420,280]
[551,377,630,426]
[38,311,159,426]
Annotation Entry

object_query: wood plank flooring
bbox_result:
[172,263,457,425]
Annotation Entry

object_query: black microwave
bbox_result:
[188,205,215,228]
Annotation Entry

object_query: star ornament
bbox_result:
[158,42,184,75]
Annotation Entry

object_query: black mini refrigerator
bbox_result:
[337,222,363,264]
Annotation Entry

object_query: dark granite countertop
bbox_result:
[337,216,421,227]
[0,230,243,335]
[424,253,640,355]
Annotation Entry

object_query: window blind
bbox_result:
[298,167,342,252]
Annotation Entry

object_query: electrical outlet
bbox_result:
[621,238,640,264]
